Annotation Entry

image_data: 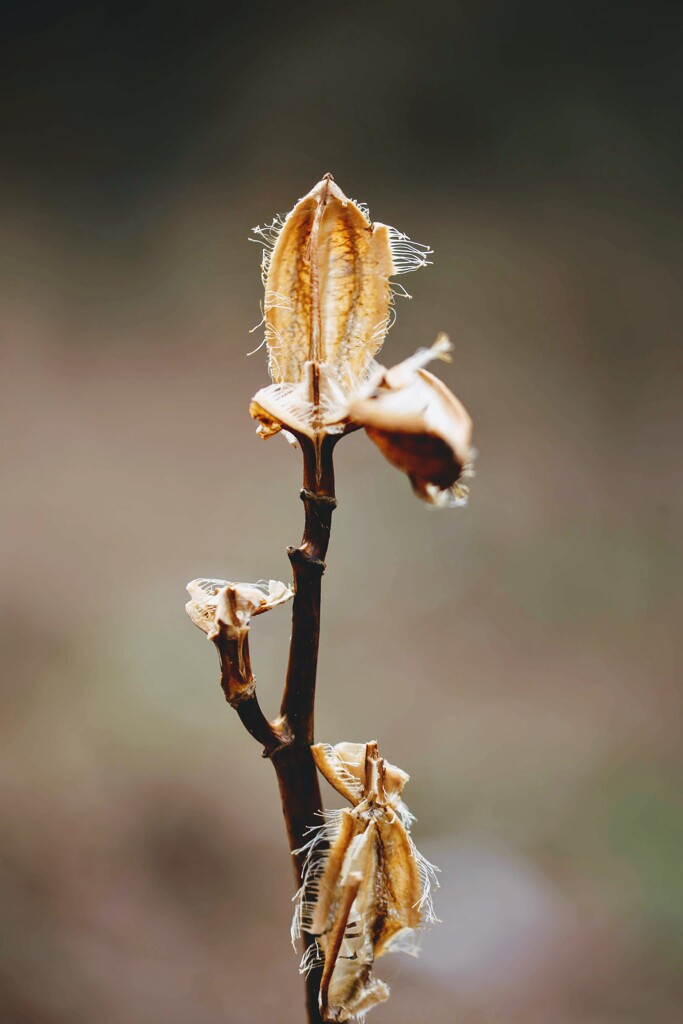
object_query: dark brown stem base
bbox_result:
[272,745,325,1024]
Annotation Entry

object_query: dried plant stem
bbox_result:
[271,432,339,1024]
[190,173,471,1023]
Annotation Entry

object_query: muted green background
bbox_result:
[1,2,681,1022]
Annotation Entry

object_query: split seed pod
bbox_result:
[249,174,431,442]
[293,741,438,1022]
[249,174,474,508]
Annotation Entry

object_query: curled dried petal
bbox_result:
[345,334,474,507]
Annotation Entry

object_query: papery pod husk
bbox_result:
[310,809,361,936]
[316,816,421,1021]
[322,814,421,957]
[306,741,429,1021]
[185,578,294,637]
[264,175,395,393]
[327,961,390,1023]
[372,817,422,955]
[311,741,410,808]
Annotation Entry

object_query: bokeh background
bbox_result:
[2,2,681,1022]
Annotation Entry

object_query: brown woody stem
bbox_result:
[213,431,338,1021]
[270,431,339,1024]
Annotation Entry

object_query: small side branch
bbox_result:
[212,626,284,754]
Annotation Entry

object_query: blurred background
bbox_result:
[1,2,681,1022]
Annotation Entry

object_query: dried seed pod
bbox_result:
[261,175,393,389]
[185,578,293,639]
[250,174,431,441]
[345,334,474,507]
[248,177,474,508]
[294,741,438,1022]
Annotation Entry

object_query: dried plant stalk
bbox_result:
[185,174,474,1023]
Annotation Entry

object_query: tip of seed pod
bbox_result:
[433,333,453,362]
[323,171,335,181]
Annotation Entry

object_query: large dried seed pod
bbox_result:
[249,177,475,509]
[250,174,431,441]
[294,741,439,1022]
[263,174,395,391]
